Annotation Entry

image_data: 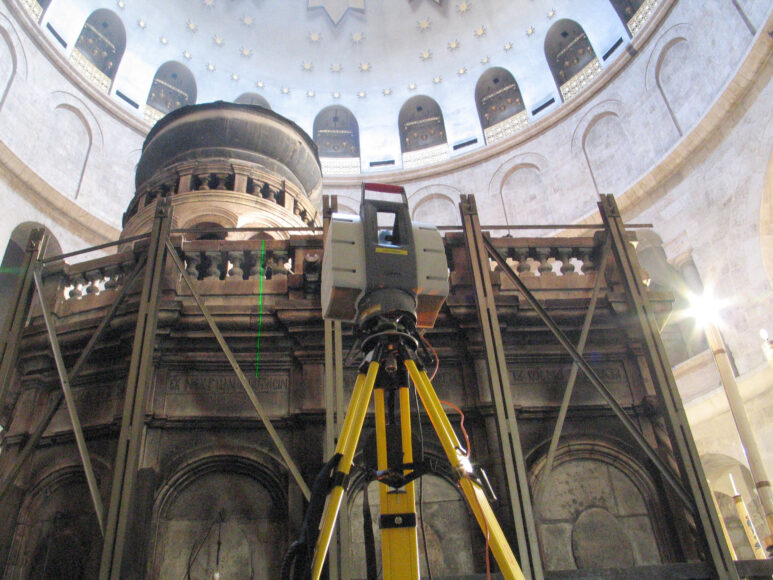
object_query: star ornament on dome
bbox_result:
[307,0,365,26]
[448,39,460,51]
[419,49,432,61]
[359,63,372,72]
[240,15,254,27]
[457,2,472,14]
[417,18,431,32]
[186,19,198,33]
[202,0,215,7]
[213,34,225,47]
[351,31,365,44]
[240,46,253,58]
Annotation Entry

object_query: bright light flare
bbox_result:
[686,289,726,328]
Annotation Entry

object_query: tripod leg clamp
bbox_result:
[380,513,417,529]
[330,469,351,491]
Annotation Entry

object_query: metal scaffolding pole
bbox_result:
[32,265,106,535]
[597,194,738,579]
[0,229,46,405]
[0,256,146,503]
[459,195,542,580]
[166,240,311,500]
[100,200,172,579]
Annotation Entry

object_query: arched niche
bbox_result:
[48,104,92,199]
[0,223,61,332]
[398,95,447,154]
[0,27,17,112]
[149,455,288,579]
[579,109,637,196]
[610,0,646,35]
[72,9,125,91]
[6,468,101,578]
[313,105,360,158]
[500,163,554,232]
[530,439,667,571]
[545,19,599,101]
[702,453,767,561]
[475,66,526,142]
[234,92,271,109]
[347,466,483,577]
[145,61,197,123]
[412,193,459,226]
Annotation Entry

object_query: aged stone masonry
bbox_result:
[0,103,770,579]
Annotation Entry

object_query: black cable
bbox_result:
[413,382,433,580]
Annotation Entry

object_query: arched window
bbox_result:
[70,9,126,93]
[545,19,601,102]
[23,0,51,22]
[313,106,360,158]
[234,93,271,109]
[475,67,527,144]
[313,106,360,175]
[610,0,651,35]
[144,61,197,125]
[398,96,449,169]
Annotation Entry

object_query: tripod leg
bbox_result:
[405,360,526,580]
[374,386,420,579]
[311,360,380,580]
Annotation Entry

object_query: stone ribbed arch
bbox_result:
[6,461,108,578]
[645,23,701,137]
[528,437,669,570]
[571,99,637,196]
[409,184,463,226]
[148,450,289,578]
[489,152,556,228]
[0,14,28,113]
[42,91,103,200]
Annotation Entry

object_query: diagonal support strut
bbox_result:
[481,233,695,510]
[166,240,311,500]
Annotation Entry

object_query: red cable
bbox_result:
[424,333,491,579]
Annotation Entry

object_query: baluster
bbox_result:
[557,247,577,276]
[197,172,211,190]
[84,269,102,295]
[248,250,264,280]
[214,173,228,190]
[68,273,85,299]
[534,247,555,276]
[260,182,276,203]
[204,251,222,280]
[513,248,533,276]
[184,251,201,279]
[228,251,245,279]
[270,251,288,278]
[577,247,595,276]
[103,264,122,290]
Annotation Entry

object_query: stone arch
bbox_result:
[234,92,271,109]
[571,100,637,196]
[408,184,463,226]
[148,452,289,579]
[180,209,239,232]
[346,451,483,577]
[313,105,360,158]
[6,466,103,578]
[0,26,18,112]
[72,9,126,90]
[529,437,667,571]
[0,223,62,340]
[489,152,556,229]
[644,23,710,137]
[146,61,197,116]
[53,104,92,199]
[545,19,599,101]
[398,95,447,154]
[475,66,525,132]
[701,453,767,560]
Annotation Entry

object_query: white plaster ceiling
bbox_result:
[42,0,634,159]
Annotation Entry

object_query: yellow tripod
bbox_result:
[310,329,525,580]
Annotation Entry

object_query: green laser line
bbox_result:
[255,240,266,378]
